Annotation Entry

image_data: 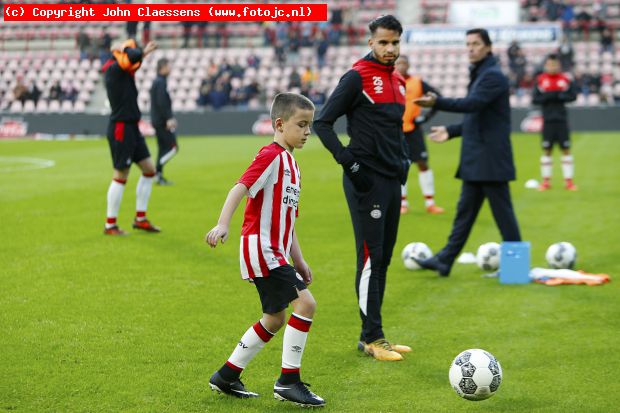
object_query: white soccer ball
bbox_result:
[449,349,502,401]
[545,242,577,269]
[401,242,433,270]
[476,242,501,271]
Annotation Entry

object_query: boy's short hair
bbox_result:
[369,15,403,35]
[466,28,493,46]
[546,53,559,62]
[157,58,169,72]
[270,93,315,128]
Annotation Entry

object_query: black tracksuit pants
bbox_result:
[343,171,401,343]
[438,181,521,264]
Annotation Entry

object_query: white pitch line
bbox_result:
[0,156,56,173]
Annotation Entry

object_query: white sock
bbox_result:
[401,184,408,206]
[418,169,435,207]
[541,155,552,180]
[561,155,574,180]
[136,174,154,219]
[282,313,312,371]
[106,179,126,229]
[227,321,274,370]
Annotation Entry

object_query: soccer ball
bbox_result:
[401,242,433,270]
[545,242,577,269]
[476,242,501,271]
[449,349,502,401]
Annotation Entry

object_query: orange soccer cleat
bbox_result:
[103,225,128,236]
[538,181,551,191]
[565,181,578,191]
[132,219,161,233]
[426,204,445,214]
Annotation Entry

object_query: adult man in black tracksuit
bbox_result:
[150,58,178,186]
[414,28,521,276]
[314,15,411,362]
[102,39,160,235]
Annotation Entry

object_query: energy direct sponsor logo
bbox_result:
[283,185,300,209]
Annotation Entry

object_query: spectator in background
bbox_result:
[197,80,211,107]
[64,83,78,103]
[600,27,614,54]
[316,32,329,69]
[288,31,301,66]
[575,7,592,40]
[558,36,574,72]
[229,58,245,79]
[301,66,317,88]
[560,2,575,39]
[76,29,91,60]
[229,78,248,108]
[48,81,63,101]
[208,81,229,110]
[576,70,601,98]
[274,40,286,67]
[27,81,41,107]
[13,76,29,105]
[288,69,302,89]
[328,7,343,45]
[507,40,521,67]
[544,0,561,21]
[98,29,113,64]
[246,50,261,69]
[306,87,326,106]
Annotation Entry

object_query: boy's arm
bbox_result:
[205,183,248,247]
[290,229,313,285]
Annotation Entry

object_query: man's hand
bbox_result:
[143,41,158,57]
[205,224,229,248]
[414,92,437,108]
[166,118,177,131]
[295,260,313,285]
[428,126,450,143]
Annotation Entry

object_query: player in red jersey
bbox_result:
[205,93,324,407]
[532,54,578,191]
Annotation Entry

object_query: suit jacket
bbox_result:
[435,54,515,182]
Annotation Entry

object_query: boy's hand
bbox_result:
[205,224,229,248]
[295,260,313,285]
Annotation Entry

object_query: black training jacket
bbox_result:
[102,47,143,123]
[314,53,408,180]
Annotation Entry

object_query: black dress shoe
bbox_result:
[413,255,451,277]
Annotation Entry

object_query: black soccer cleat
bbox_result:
[413,255,452,277]
[209,371,258,399]
[273,380,325,407]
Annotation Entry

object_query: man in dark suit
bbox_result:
[414,28,521,276]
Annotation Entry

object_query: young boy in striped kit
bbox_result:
[205,93,324,407]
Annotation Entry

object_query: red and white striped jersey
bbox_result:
[237,142,301,279]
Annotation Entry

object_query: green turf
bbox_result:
[1,133,619,412]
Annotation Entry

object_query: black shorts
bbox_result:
[253,264,307,314]
[404,128,428,163]
[155,126,177,151]
[107,121,151,170]
[542,122,570,150]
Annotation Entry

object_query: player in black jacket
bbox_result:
[150,58,178,186]
[102,39,160,235]
[314,15,411,361]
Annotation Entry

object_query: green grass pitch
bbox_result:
[1,132,619,412]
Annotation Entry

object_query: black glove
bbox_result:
[338,149,373,192]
